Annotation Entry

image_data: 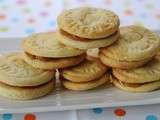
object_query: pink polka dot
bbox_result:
[114,108,126,117]
[44,1,52,7]
[40,12,48,17]
[124,9,134,16]
[27,18,35,24]
[105,0,112,4]
[16,0,26,4]
[156,14,160,19]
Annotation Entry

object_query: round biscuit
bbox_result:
[62,73,110,91]
[0,80,54,100]
[112,77,160,92]
[57,7,120,39]
[99,52,151,69]
[100,25,160,61]
[113,58,160,83]
[62,59,108,82]
[22,32,85,58]
[57,30,119,49]
[0,53,54,86]
[23,53,86,70]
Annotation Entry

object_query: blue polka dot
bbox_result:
[49,20,56,27]
[2,113,13,120]
[11,17,19,23]
[0,0,5,3]
[25,28,35,34]
[140,13,148,18]
[92,108,103,114]
[146,115,158,120]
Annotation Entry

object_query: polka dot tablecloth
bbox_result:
[0,0,160,37]
[0,105,160,120]
[0,0,160,120]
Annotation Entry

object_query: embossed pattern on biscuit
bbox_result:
[22,32,85,58]
[113,58,160,83]
[101,25,160,61]
[62,59,107,82]
[63,73,110,91]
[0,53,46,77]
[112,76,160,92]
[58,7,119,39]
[0,53,54,86]
[74,61,105,73]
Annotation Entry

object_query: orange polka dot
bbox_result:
[24,114,36,120]
[114,108,126,117]
[0,14,6,20]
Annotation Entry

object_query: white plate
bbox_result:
[0,36,160,114]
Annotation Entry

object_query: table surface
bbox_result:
[0,0,160,120]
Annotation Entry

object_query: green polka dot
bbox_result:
[22,8,31,13]
[145,4,154,10]
[0,27,9,32]
[0,5,8,10]
[124,1,130,7]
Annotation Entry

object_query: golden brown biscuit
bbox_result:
[112,76,160,92]
[57,7,120,39]
[62,59,108,82]
[62,73,110,91]
[113,58,160,83]
[0,80,54,100]
[0,52,54,87]
[23,52,86,70]
[100,25,160,68]
[99,52,151,69]
[22,32,85,58]
[57,30,119,49]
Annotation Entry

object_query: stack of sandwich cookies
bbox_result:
[61,58,109,90]
[0,53,54,100]
[0,6,159,100]
[57,7,120,49]
[112,57,160,92]
[100,25,160,69]
[22,32,86,70]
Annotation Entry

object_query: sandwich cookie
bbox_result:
[112,58,160,92]
[112,76,160,92]
[100,25,160,69]
[0,53,54,100]
[61,58,109,90]
[113,58,160,84]
[23,52,86,70]
[63,73,110,91]
[22,32,86,69]
[0,52,54,87]
[0,80,54,100]
[57,7,120,49]
[62,58,108,82]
